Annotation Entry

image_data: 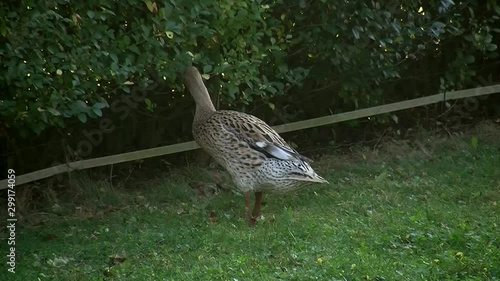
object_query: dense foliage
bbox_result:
[1,0,499,135]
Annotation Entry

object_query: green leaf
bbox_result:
[0,24,7,36]
[470,136,478,150]
[77,113,87,123]
[92,108,103,117]
[47,108,61,116]
[40,112,48,123]
[432,21,446,30]
[75,100,89,112]
[494,4,500,16]
[110,53,118,62]
[203,65,212,73]
[464,55,475,64]
[352,29,360,39]
[487,44,497,51]
[129,45,140,54]
[145,0,158,13]
[227,84,239,99]
[92,102,107,110]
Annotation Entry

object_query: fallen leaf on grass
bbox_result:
[47,256,72,267]
[108,251,127,266]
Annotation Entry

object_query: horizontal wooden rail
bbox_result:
[2,84,499,188]
[273,85,500,133]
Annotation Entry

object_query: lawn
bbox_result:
[1,130,499,281]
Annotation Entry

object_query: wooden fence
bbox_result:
[2,84,500,189]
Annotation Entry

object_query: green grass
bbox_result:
[1,135,499,281]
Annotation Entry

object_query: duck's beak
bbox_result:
[308,173,329,184]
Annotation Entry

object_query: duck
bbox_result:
[183,66,328,226]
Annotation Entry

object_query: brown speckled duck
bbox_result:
[183,66,328,226]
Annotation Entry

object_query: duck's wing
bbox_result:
[215,111,311,163]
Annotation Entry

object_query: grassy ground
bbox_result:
[1,126,499,280]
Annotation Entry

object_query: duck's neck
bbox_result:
[194,104,216,125]
[183,66,216,123]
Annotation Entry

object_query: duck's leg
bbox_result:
[252,191,263,220]
[244,191,256,226]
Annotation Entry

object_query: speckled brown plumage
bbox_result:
[183,66,328,225]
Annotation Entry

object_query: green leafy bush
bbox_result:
[276,0,499,109]
[0,0,301,135]
[0,0,498,136]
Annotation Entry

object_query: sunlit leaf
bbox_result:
[471,136,478,149]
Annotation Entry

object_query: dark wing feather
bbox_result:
[216,110,311,162]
